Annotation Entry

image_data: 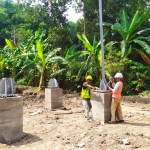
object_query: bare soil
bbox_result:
[0,86,150,150]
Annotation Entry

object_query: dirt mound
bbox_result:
[123,95,150,104]
[16,85,150,105]
[16,85,45,104]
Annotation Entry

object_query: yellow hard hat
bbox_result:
[86,75,93,80]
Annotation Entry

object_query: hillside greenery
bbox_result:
[0,0,150,95]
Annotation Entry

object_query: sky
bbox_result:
[12,0,83,22]
[66,7,83,22]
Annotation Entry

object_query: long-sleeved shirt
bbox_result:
[111,82,121,92]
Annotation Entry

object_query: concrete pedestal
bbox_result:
[0,96,23,143]
[45,88,62,110]
[91,92,112,124]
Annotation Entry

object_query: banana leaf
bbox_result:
[50,69,66,77]
[129,28,150,41]
[66,51,82,61]
[36,40,46,67]
[77,61,87,80]
[111,23,126,39]
[46,48,61,60]
[5,39,14,54]
[77,34,94,53]
[128,10,149,34]
[120,10,129,33]
[133,39,150,55]
[135,49,150,65]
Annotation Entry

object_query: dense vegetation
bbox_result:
[0,0,150,95]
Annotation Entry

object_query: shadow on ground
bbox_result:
[6,132,42,146]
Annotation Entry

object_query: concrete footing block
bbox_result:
[45,88,62,110]
[0,96,23,143]
[91,92,112,124]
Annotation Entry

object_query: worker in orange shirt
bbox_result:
[106,73,124,124]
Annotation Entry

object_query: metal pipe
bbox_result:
[98,0,105,81]
[106,80,111,85]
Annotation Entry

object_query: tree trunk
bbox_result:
[38,68,45,90]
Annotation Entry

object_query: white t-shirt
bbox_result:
[111,82,121,92]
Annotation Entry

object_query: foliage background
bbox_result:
[0,0,150,95]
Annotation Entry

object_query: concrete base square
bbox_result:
[0,96,23,143]
[45,88,62,110]
[91,92,112,124]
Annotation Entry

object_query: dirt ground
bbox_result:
[0,86,150,150]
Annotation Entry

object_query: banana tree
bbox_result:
[76,34,101,80]
[110,10,150,58]
[3,39,21,81]
[19,40,67,90]
[36,40,67,89]
[48,45,82,90]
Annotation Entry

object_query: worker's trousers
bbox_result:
[111,98,123,121]
[82,99,92,120]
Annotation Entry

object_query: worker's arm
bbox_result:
[83,82,94,89]
[107,82,120,92]
[112,82,115,88]
[110,77,115,88]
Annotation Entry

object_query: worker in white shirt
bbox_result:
[106,73,124,124]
